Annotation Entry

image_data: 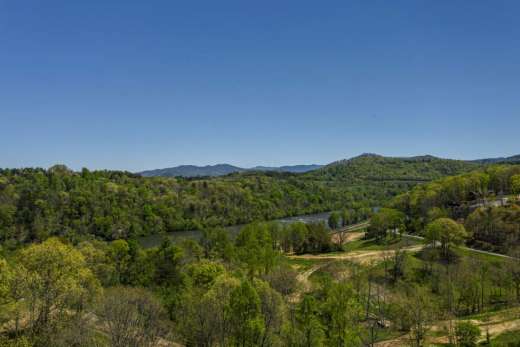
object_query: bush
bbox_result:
[455,321,480,347]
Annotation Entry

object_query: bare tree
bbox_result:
[98,287,168,347]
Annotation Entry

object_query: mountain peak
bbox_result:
[354,153,382,159]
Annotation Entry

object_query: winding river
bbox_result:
[138,211,332,248]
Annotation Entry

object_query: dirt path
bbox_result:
[376,308,520,346]
[288,244,424,303]
[288,245,424,265]
[297,264,326,292]
[288,262,331,302]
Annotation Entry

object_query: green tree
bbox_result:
[297,295,325,347]
[77,240,116,286]
[322,282,364,347]
[228,280,265,347]
[287,222,307,254]
[177,274,240,347]
[185,260,225,289]
[152,237,185,287]
[254,280,286,347]
[512,174,520,194]
[341,209,354,227]
[426,218,468,259]
[368,208,406,242]
[328,212,341,230]
[304,222,333,254]
[107,239,130,284]
[17,238,101,344]
[235,223,278,276]
[201,227,235,261]
[0,258,15,324]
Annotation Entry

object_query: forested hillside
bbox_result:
[0,166,377,244]
[307,153,480,183]
[391,164,520,253]
[0,156,485,244]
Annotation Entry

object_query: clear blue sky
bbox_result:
[1,1,519,171]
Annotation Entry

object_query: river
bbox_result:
[138,211,332,248]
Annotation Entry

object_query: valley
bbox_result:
[1,159,519,346]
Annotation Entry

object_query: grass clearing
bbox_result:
[343,235,423,252]
[489,329,520,346]
[285,256,330,270]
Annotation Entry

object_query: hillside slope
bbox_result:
[472,154,520,164]
[0,155,496,243]
[305,153,480,183]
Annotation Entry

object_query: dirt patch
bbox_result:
[377,308,520,346]
[288,245,424,265]
[288,262,331,302]
[331,231,365,244]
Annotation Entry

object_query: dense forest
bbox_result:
[0,166,368,245]
[391,164,520,253]
[0,155,479,245]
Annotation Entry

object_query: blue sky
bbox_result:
[1,1,519,171]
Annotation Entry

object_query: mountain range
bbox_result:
[471,154,520,164]
[138,164,323,177]
[137,153,520,178]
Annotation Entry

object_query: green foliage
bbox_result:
[14,238,100,345]
[0,157,476,244]
[328,211,341,230]
[341,209,354,227]
[490,329,520,346]
[0,258,15,324]
[464,205,520,253]
[367,208,406,241]
[307,154,479,184]
[151,238,185,287]
[278,221,335,254]
[0,168,360,243]
[228,280,265,346]
[512,174,520,194]
[254,279,286,346]
[297,295,325,346]
[236,223,279,276]
[455,321,480,347]
[0,337,32,347]
[425,218,468,258]
[322,282,364,346]
[185,260,225,288]
[200,227,235,261]
[2,161,519,346]
[392,164,520,252]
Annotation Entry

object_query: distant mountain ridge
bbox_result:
[138,153,520,178]
[471,154,520,164]
[138,164,323,177]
